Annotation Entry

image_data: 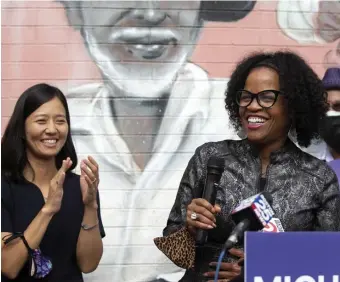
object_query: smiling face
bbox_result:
[25,97,69,160]
[76,1,202,98]
[239,67,290,146]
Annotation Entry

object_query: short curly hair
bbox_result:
[225,51,328,148]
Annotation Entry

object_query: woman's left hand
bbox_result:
[80,156,100,209]
[204,248,244,282]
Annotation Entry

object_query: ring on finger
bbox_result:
[91,178,97,184]
[190,212,198,220]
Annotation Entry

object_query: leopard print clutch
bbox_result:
[153,227,195,269]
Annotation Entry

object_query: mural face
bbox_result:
[2,1,339,282]
[66,1,202,98]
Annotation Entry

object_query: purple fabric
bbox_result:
[31,248,53,278]
[322,67,340,90]
[328,159,340,187]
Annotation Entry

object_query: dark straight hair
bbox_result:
[1,83,78,182]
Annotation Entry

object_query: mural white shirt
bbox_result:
[320,146,335,163]
[65,63,236,282]
[297,139,330,162]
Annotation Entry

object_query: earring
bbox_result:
[237,127,247,139]
[288,125,297,143]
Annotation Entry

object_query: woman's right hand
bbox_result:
[43,158,73,215]
[186,198,221,231]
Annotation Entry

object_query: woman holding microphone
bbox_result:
[159,51,340,282]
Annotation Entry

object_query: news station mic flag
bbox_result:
[214,193,278,282]
[223,192,275,250]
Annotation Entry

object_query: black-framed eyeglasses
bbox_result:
[236,89,284,109]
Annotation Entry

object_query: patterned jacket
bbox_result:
[163,139,340,281]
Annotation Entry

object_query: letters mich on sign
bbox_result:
[245,232,340,282]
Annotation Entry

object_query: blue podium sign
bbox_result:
[245,232,340,282]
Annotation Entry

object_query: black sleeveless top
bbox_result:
[1,173,105,282]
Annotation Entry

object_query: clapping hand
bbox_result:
[43,157,72,215]
[80,156,100,209]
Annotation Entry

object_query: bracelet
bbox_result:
[81,221,99,231]
[3,232,31,250]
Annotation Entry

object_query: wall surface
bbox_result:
[2,1,339,282]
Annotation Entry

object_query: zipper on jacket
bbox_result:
[254,158,261,194]
[257,163,271,194]
[263,163,271,192]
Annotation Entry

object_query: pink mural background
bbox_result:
[2,1,338,131]
[2,1,339,282]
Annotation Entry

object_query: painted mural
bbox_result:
[2,1,339,282]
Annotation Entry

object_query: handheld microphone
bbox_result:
[223,192,274,250]
[195,156,225,245]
